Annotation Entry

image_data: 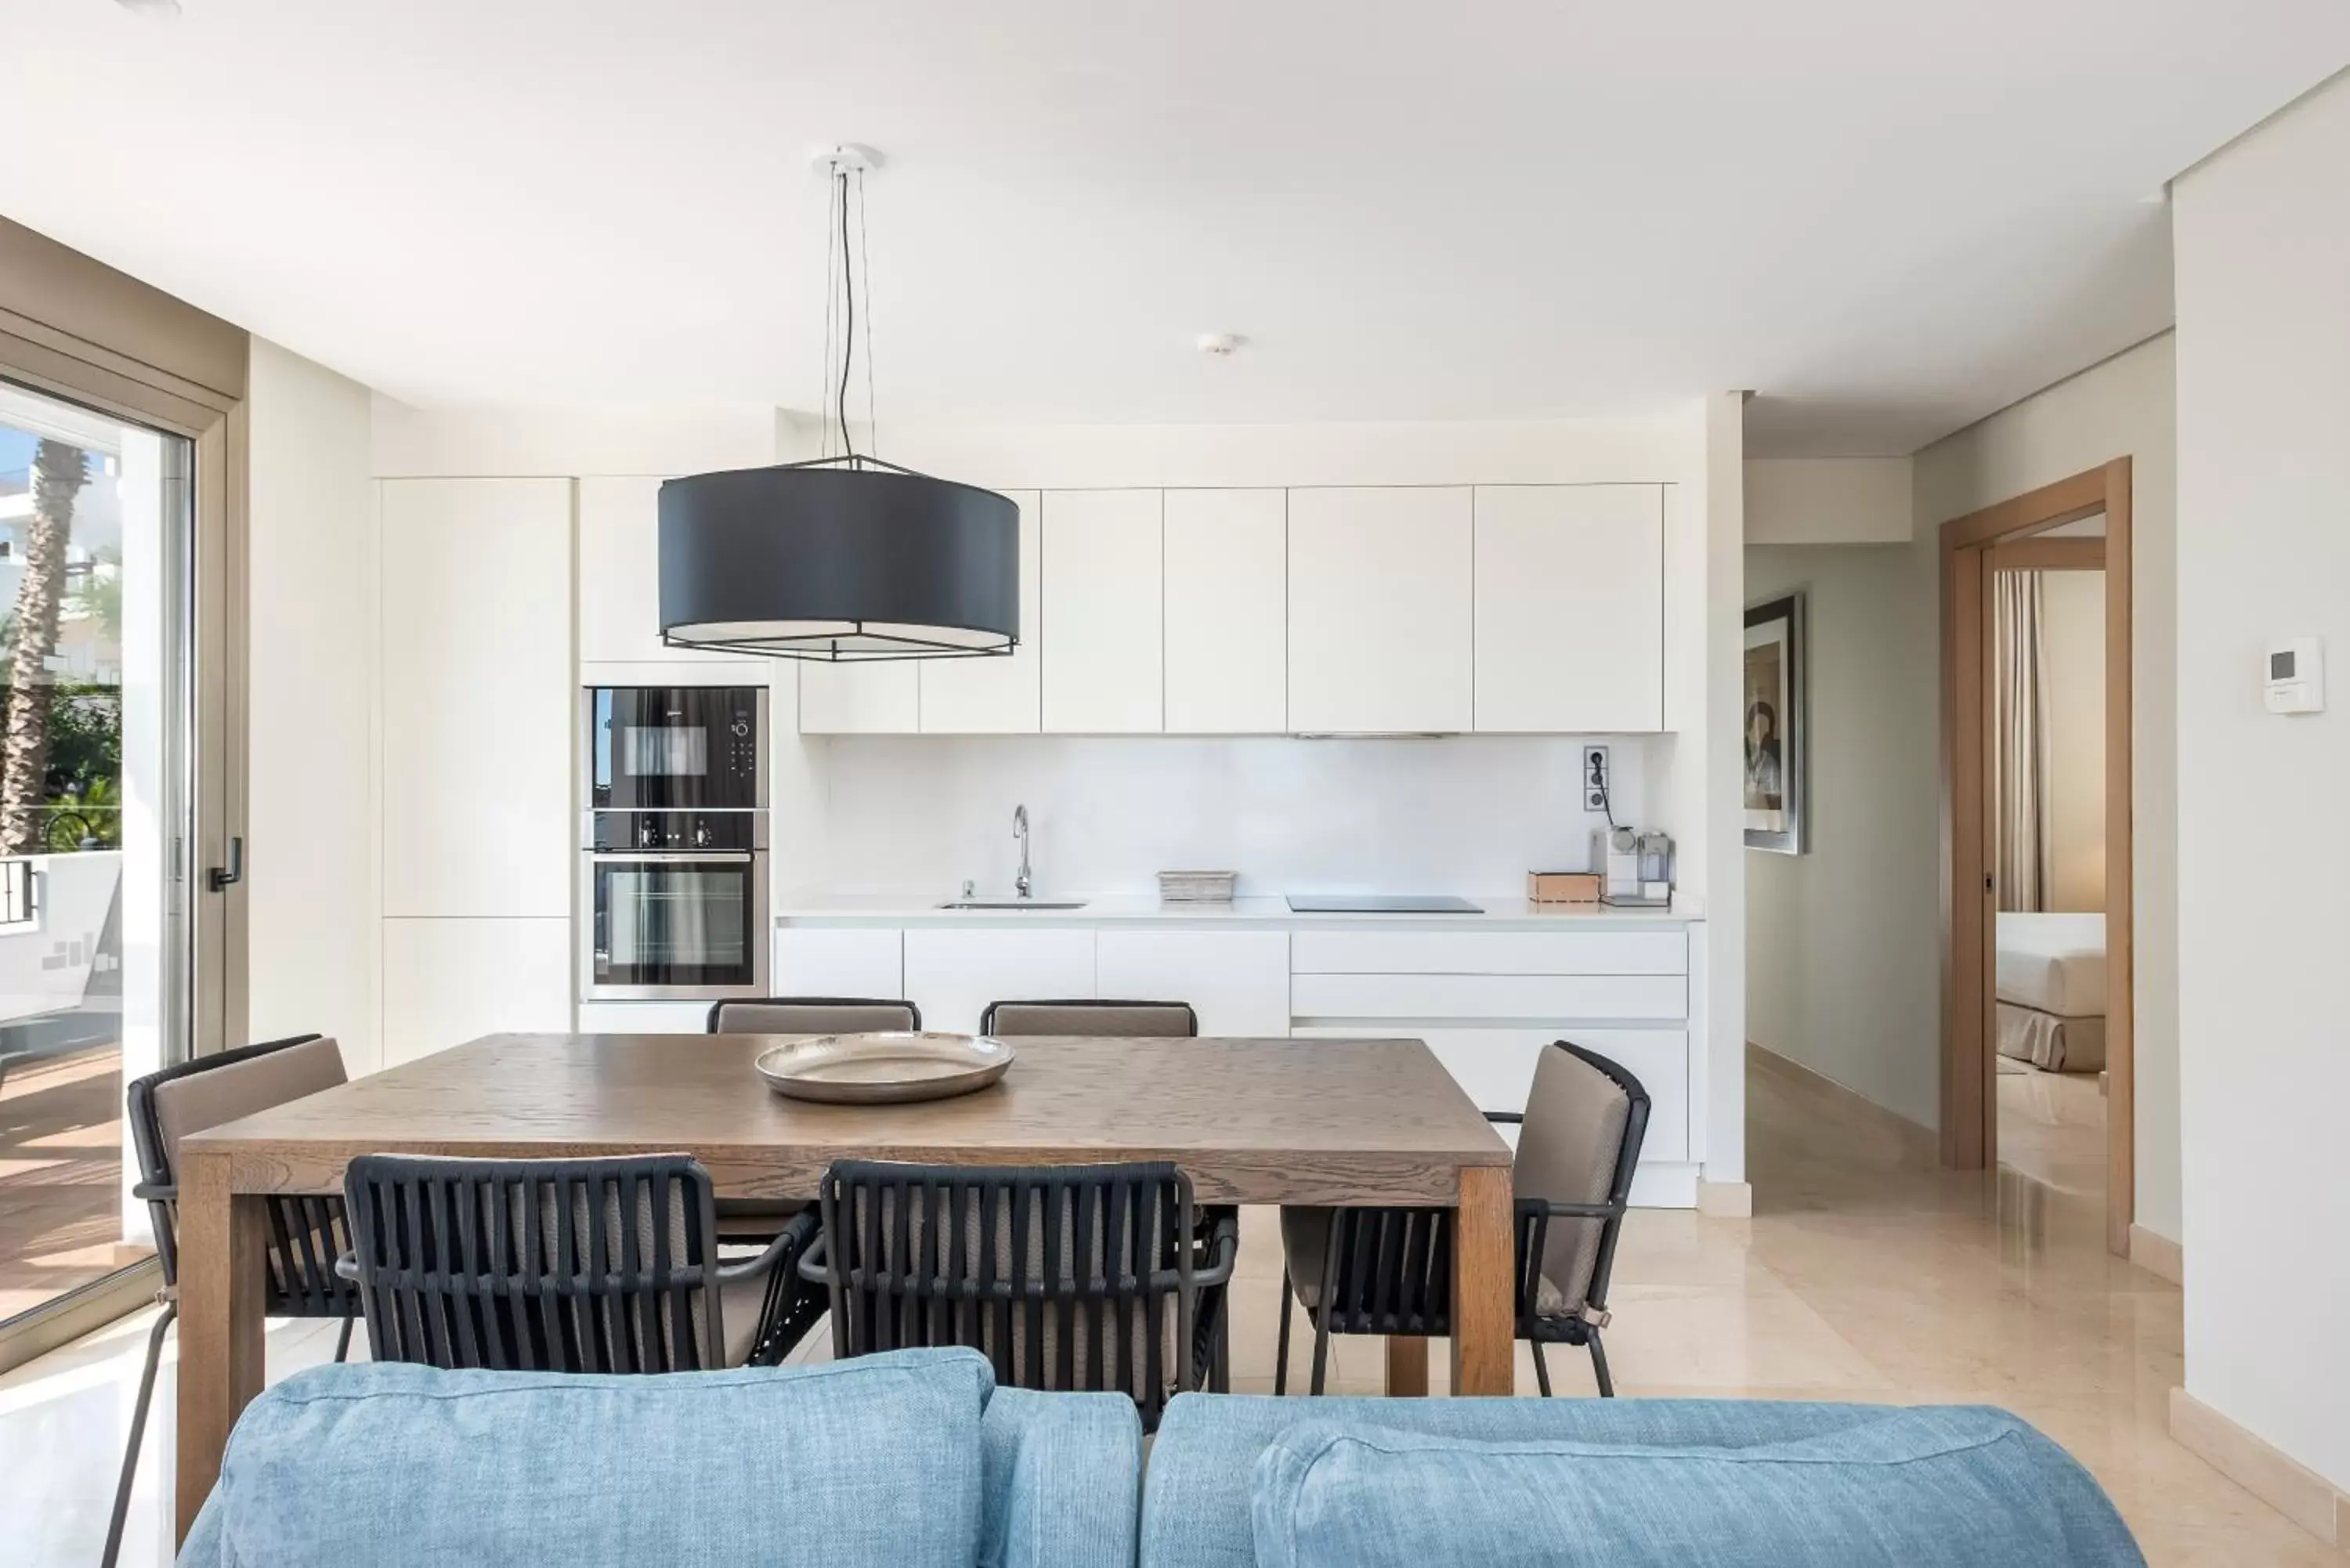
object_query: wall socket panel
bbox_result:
[1582,745,1611,812]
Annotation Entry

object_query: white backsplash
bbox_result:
[793,734,1661,898]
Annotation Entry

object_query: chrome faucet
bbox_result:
[1013,804,1032,900]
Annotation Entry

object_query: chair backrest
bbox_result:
[342,1151,725,1373]
[1513,1041,1650,1315]
[127,1034,352,1305]
[707,996,920,1034]
[979,999,1198,1038]
[818,1158,1204,1426]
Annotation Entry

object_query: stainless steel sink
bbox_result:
[935,898,1089,911]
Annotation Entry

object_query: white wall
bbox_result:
[1912,331,2178,1244]
[1744,544,1940,1129]
[1744,457,1913,544]
[246,339,380,1069]
[2040,569,2106,913]
[802,735,1652,899]
[2172,71,2350,1495]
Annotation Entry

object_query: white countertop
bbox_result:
[776,891,1702,928]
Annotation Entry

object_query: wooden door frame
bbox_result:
[1939,458,2134,1256]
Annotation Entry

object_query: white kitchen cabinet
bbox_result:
[1042,490,1162,732]
[902,927,1094,1035]
[1290,971,1686,1021]
[921,490,1043,733]
[1094,930,1290,1036]
[577,476,759,667]
[381,917,570,1070]
[1289,1025,1687,1163]
[1286,487,1473,733]
[378,479,573,919]
[1162,490,1286,733]
[799,659,920,734]
[1473,485,1665,732]
[1291,927,1686,977]
[773,927,906,1000]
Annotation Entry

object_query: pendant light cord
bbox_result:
[859,168,879,459]
[836,167,856,461]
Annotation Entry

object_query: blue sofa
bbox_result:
[180,1352,2143,1567]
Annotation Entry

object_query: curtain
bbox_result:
[1994,569,2054,912]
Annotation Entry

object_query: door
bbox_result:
[584,851,766,999]
[0,378,202,1353]
[1041,490,1162,733]
[1286,487,1473,732]
[1163,489,1286,733]
[1473,485,1665,732]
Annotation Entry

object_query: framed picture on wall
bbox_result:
[1744,591,1806,854]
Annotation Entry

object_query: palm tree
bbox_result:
[2,439,84,854]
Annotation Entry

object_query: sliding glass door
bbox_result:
[0,379,195,1338]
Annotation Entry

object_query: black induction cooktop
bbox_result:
[1285,894,1483,913]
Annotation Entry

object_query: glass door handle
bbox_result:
[207,836,244,892]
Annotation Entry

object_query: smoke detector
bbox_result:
[1195,333,1245,357]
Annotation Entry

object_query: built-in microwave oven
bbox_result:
[586,686,766,813]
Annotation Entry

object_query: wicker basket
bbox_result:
[1157,870,1238,903]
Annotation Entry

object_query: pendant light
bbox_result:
[659,146,1019,660]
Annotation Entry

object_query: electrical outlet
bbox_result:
[1582,745,1611,812]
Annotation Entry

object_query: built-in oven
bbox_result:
[581,811,769,1000]
[582,684,770,1001]
[586,686,767,813]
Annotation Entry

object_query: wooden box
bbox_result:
[1528,871,1602,905]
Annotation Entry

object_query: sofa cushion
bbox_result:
[1251,1408,2144,1568]
[1141,1395,2141,1568]
[186,1348,995,1568]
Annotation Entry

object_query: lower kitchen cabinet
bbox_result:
[1095,930,1290,1036]
[902,927,1095,1035]
[380,917,570,1071]
[772,928,906,1002]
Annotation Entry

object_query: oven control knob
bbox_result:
[638,820,660,847]
[731,717,750,738]
[692,822,712,848]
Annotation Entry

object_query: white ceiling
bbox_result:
[5,2,2346,455]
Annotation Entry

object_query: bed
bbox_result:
[1994,912,2107,1072]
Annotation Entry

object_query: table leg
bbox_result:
[175,1151,266,1545]
[1449,1165,1515,1396]
[1384,1335,1429,1396]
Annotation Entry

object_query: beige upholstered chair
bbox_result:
[979,999,1199,1038]
[111,1035,361,1567]
[706,996,920,1035]
[1274,1039,1650,1396]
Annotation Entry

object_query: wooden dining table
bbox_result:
[172,1031,1515,1540]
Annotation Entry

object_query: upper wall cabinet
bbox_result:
[1042,490,1162,732]
[577,476,751,667]
[1473,484,1665,732]
[1286,487,1473,733]
[920,490,1043,733]
[1164,489,1285,734]
[379,479,574,919]
[800,656,919,733]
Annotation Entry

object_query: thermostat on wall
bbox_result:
[2265,638,2324,714]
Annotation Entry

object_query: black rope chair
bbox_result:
[108,1034,363,1568]
[1274,1040,1650,1397]
[801,1158,1237,1431]
[337,1152,820,1372]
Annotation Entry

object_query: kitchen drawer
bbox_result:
[773,928,905,1001]
[1290,972,1686,1021]
[1289,929,1685,977]
[1292,1026,1688,1163]
[1095,929,1290,1037]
